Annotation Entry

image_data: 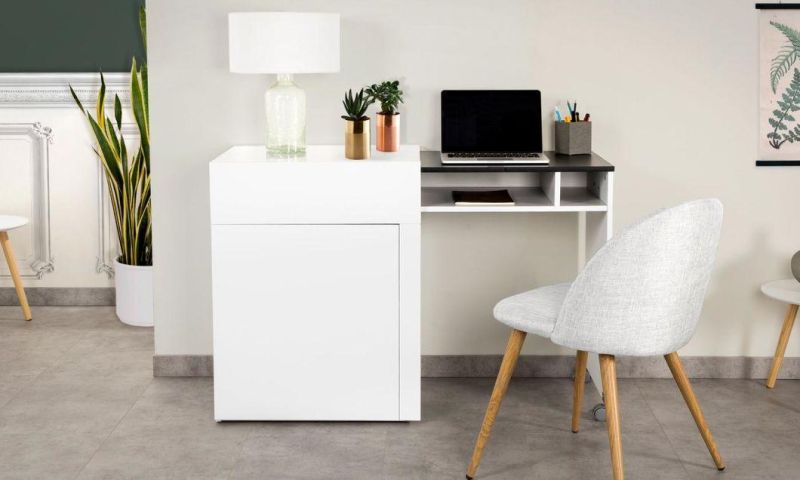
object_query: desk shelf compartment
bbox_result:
[421,171,609,213]
[559,172,611,212]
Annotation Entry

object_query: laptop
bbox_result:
[441,90,547,165]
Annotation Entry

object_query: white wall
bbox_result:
[149,0,800,358]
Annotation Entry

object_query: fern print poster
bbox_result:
[759,5,800,165]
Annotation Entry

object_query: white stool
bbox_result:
[761,279,800,388]
[0,215,32,321]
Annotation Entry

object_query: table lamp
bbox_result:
[229,12,340,156]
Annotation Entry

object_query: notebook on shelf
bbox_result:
[452,190,515,206]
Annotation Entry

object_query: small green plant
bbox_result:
[365,80,404,115]
[768,68,800,149]
[341,88,373,121]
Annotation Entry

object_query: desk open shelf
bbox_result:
[420,151,613,213]
[422,187,558,212]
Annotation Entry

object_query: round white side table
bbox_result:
[761,279,800,388]
[0,215,32,321]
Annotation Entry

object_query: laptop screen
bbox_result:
[441,90,542,154]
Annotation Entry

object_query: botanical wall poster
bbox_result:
[758,4,800,165]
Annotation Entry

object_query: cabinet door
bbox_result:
[212,224,399,420]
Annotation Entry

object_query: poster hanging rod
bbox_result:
[756,160,800,165]
[756,3,800,9]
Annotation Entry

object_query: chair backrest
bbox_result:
[550,199,723,356]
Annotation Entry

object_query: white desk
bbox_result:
[421,151,615,405]
[209,146,614,421]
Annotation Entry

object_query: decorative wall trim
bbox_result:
[96,123,138,278]
[0,122,54,279]
[0,287,114,306]
[152,354,800,379]
[0,73,130,108]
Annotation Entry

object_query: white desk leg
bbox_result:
[578,212,604,399]
[581,172,614,418]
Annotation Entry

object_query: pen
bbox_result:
[584,113,590,122]
[554,106,563,122]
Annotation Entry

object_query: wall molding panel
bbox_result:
[0,72,130,289]
[0,122,54,279]
[0,73,129,108]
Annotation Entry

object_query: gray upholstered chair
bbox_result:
[466,199,725,480]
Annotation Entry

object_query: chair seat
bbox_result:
[493,283,571,337]
[0,215,28,232]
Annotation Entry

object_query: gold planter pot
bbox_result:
[376,113,399,152]
[344,118,370,160]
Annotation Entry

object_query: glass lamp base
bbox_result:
[265,74,306,156]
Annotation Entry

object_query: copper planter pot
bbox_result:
[344,118,370,160]
[376,113,399,152]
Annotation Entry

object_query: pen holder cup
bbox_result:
[555,122,591,155]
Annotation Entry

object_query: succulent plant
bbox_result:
[365,80,404,115]
[341,88,373,121]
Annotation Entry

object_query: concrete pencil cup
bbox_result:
[555,122,591,155]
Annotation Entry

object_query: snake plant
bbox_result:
[70,7,151,266]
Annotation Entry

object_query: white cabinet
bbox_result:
[210,146,420,421]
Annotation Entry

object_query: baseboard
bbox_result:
[152,354,800,379]
[153,355,214,377]
[0,287,115,306]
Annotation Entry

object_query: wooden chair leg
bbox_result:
[0,231,32,321]
[571,350,588,433]
[766,304,798,389]
[599,354,624,480]
[466,329,526,480]
[664,352,725,471]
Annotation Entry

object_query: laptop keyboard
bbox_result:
[447,152,540,158]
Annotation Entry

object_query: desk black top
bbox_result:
[421,151,614,172]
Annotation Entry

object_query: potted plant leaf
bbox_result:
[70,7,152,327]
[342,88,373,159]
[366,80,404,152]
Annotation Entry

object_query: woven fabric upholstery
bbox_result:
[548,199,723,356]
[494,283,571,337]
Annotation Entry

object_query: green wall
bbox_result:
[0,0,146,72]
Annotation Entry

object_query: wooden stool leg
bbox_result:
[766,304,798,389]
[600,354,624,480]
[466,329,526,480]
[664,352,725,471]
[572,350,588,433]
[0,231,32,321]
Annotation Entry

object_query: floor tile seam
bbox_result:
[633,379,693,478]
[72,376,154,480]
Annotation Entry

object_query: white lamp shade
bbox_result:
[228,12,340,74]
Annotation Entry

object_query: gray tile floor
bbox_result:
[1,306,799,479]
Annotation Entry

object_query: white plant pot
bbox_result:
[114,259,154,327]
